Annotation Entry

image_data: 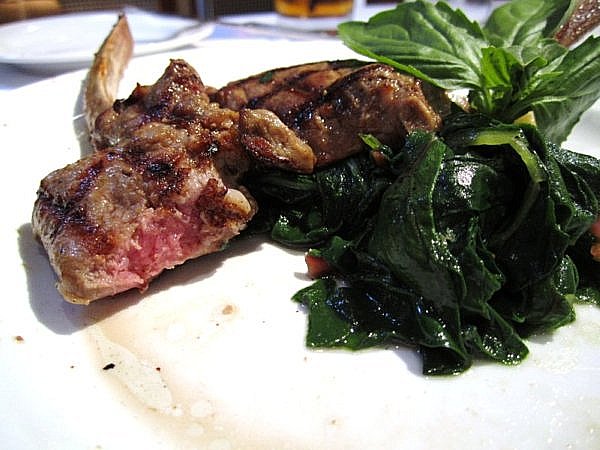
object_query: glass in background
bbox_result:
[356,1,497,24]
[274,0,355,31]
[274,0,353,18]
[195,0,274,21]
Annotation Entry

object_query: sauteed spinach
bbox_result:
[243,0,600,375]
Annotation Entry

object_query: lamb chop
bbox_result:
[33,17,261,304]
[32,17,446,304]
[215,60,446,167]
[32,59,257,304]
[32,17,324,304]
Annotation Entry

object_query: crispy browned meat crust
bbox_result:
[239,108,316,173]
[214,60,363,114]
[293,63,443,166]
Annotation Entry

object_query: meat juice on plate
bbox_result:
[84,238,325,449]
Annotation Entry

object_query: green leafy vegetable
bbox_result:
[247,113,600,375]
[241,0,600,375]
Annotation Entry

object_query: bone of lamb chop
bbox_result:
[554,0,600,48]
[83,14,133,134]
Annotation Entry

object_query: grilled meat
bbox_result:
[215,60,446,167]
[32,60,256,304]
[239,108,316,173]
[33,56,447,304]
[33,13,450,303]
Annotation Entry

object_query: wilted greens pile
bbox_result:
[242,0,600,375]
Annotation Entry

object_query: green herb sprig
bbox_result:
[338,0,600,144]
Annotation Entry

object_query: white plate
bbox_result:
[0,8,214,73]
[1,39,599,450]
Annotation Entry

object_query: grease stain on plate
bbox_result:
[84,238,315,449]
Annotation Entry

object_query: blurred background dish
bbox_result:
[0,7,213,73]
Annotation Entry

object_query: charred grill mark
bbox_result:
[146,160,173,177]
[247,69,326,109]
[291,64,384,128]
[214,60,365,111]
[233,62,366,123]
[145,103,171,121]
[35,161,114,255]
[247,74,328,123]
[36,161,104,236]
[75,160,104,202]
[119,147,186,201]
[143,159,185,200]
[293,106,313,125]
[68,219,113,255]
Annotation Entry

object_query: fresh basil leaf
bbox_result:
[338,1,487,90]
[470,46,522,115]
[515,36,600,143]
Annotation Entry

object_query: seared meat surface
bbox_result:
[215,60,445,167]
[214,60,362,116]
[32,60,256,304]
[239,109,316,173]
